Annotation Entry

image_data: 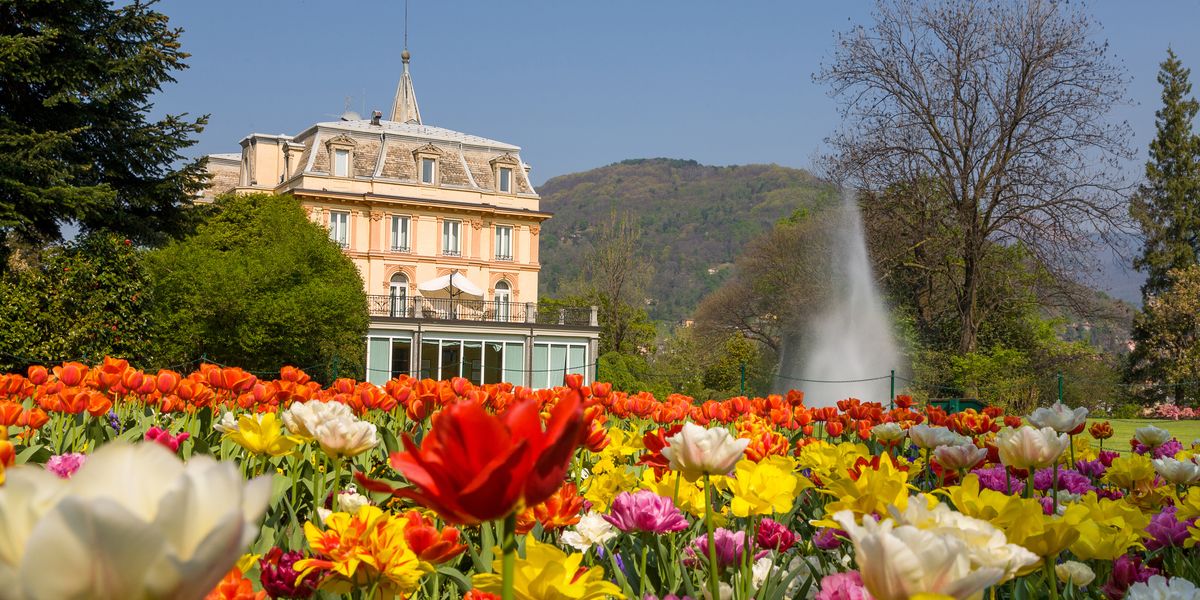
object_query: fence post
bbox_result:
[1057,371,1063,404]
[890,369,895,410]
[740,362,746,395]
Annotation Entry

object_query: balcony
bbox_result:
[494,253,513,262]
[367,295,597,327]
[390,244,411,253]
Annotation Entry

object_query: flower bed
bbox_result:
[0,357,1199,599]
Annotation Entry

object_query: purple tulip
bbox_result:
[604,490,690,534]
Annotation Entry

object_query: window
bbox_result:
[442,219,461,256]
[494,280,511,322]
[329,211,349,247]
[494,225,513,260]
[333,149,350,177]
[390,216,410,252]
[389,273,408,317]
[498,167,512,193]
[420,157,436,184]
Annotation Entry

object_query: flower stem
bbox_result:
[704,474,720,600]
[1051,462,1059,514]
[501,512,517,600]
[1044,557,1059,600]
[638,535,650,596]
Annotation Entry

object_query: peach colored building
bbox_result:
[202,51,598,387]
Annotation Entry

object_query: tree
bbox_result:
[144,194,368,381]
[553,212,656,355]
[0,0,206,267]
[1129,49,1200,387]
[816,0,1133,354]
[0,232,154,371]
[1133,265,1200,402]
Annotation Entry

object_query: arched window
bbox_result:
[389,273,408,317]
[494,280,511,322]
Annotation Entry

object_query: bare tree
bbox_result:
[577,212,655,354]
[817,0,1134,353]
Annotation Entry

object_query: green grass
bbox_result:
[1085,418,1200,452]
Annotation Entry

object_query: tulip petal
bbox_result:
[19,496,169,600]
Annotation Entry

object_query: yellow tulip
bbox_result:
[226,412,303,457]
[473,538,625,600]
[819,456,914,524]
[729,457,805,517]
[1103,454,1157,489]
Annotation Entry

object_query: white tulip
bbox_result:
[996,426,1069,470]
[908,424,969,450]
[336,490,371,513]
[1027,403,1088,434]
[282,400,355,438]
[890,496,1039,582]
[1135,426,1173,449]
[561,511,617,552]
[933,443,988,472]
[871,422,907,443]
[0,442,270,600]
[833,509,1006,600]
[1125,575,1200,600]
[661,422,750,482]
[212,411,239,434]
[1153,457,1200,486]
[312,417,378,459]
[1055,561,1095,587]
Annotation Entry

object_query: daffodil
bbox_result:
[1104,454,1157,489]
[472,538,625,600]
[729,456,808,517]
[225,412,303,456]
[583,467,638,512]
[818,456,913,525]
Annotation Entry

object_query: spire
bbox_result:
[390,50,422,124]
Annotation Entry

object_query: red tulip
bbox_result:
[401,510,467,565]
[360,393,585,525]
[53,362,88,387]
[26,365,48,386]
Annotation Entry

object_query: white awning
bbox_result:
[417,272,484,297]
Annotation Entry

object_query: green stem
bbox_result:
[501,512,517,600]
[1044,557,1059,600]
[704,474,720,600]
[1051,462,1059,514]
[638,535,649,596]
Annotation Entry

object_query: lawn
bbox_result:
[1085,418,1200,452]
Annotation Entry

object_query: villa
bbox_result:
[201,50,600,387]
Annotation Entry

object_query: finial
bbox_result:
[401,49,411,63]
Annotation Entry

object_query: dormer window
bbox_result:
[334,149,350,177]
[412,143,443,185]
[490,153,520,194]
[421,158,436,184]
[498,167,512,193]
[325,134,357,178]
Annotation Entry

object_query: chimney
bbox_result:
[371,110,382,126]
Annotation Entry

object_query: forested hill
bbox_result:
[537,159,837,321]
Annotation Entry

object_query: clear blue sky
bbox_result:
[152,0,1200,302]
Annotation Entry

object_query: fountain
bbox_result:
[776,189,904,408]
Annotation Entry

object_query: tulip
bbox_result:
[604,490,689,534]
[1055,561,1095,587]
[934,443,988,472]
[368,394,584,525]
[258,548,319,600]
[0,442,270,599]
[25,366,47,386]
[871,422,906,444]
[661,422,750,482]
[1027,403,1088,434]
[312,416,378,460]
[401,510,467,565]
[1089,421,1114,440]
[1152,457,1200,486]
[1125,576,1200,600]
[561,511,618,552]
[996,426,1069,471]
[1134,426,1172,449]
[832,510,1006,600]
[44,453,86,479]
[908,424,967,450]
[282,400,356,439]
[225,413,302,457]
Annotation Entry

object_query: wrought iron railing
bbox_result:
[367,295,595,327]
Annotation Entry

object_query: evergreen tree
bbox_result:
[1130,49,1200,390]
[0,0,206,268]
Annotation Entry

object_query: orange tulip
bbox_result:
[204,567,266,600]
[531,482,586,531]
[1089,421,1114,440]
[155,370,182,394]
[53,362,88,387]
[0,402,22,427]
[26,365,48,385]
[0,439,14,466]
[401,510,467,565]
[19,407,48,430]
